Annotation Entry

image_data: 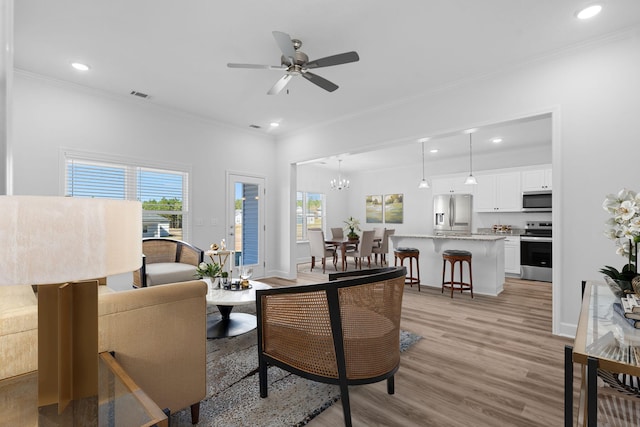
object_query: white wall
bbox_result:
[276,27,640,337]
[12,72,278,277]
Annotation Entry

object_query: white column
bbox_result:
[0,0,14,195]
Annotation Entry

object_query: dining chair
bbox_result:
[373,227,385,245]
[331,227,357,254]
[309,229,337,273]
[373,229,395,266]
[350,230,375,269]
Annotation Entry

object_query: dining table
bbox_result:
[324,236,382,271]
[324,238,358,271]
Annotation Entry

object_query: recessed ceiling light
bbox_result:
[492,138,503,143]
[576,4,602,20]
[430,149,439,153]
[71,62,90,71]
[270,122,280,127]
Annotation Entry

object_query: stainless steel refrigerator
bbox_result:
[433,194,473,234]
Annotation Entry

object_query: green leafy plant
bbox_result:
[195,261,222,279]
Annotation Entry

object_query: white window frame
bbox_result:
[60,149,192,241]
[296,191,326,241]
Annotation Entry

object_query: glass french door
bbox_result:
[227,173,265,278]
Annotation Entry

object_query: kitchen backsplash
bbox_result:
[474,211,552,231]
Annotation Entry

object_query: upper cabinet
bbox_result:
[521,167,552,191]
[474,171,522,212]
[431,176,475,195]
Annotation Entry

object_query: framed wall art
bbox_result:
[384,193,403,224]
[365,195,383,223]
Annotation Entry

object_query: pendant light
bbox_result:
[330,159,350,190]
[418,139,430,189]
[464,131,478,185]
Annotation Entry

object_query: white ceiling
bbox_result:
[13,1,640,170]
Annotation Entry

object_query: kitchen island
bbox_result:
[390,234,506,296]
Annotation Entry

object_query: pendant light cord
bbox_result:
[469,133,473,175]
[421,141,426,180]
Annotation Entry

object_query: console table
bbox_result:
[566,280,640,426]
[0,352,168,426]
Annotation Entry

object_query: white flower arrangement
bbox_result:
[602,188,640,282]
[343,216,361,239]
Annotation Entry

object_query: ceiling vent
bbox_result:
[249,124,262,129]
[130,90,150,99]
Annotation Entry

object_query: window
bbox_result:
[64,151,190,241]
[296,191,325,241]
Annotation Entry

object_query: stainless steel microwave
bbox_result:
[522,191,552,212]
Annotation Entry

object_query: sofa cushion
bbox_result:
[0,286,38,380]
[146,262,198,286]
[0,285,37,313]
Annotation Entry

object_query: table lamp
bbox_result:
[0,196,141,414]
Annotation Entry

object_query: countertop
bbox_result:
[392,234,506,241]
[475,228,525,236]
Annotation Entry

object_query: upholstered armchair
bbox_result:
[133,238,204,288]
[256,266,406,427]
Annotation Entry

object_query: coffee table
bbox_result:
[205,279,271,339]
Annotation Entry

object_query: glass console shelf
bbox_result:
[567,281,640,427]
[0,352,168,426]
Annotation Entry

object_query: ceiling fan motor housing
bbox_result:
[281,51,309,67]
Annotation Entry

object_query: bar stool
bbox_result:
[442,249,473,298]
[394,247,420,291]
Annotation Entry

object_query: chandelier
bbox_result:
[330,159,350,190]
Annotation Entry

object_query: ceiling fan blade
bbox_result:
[267,74,293,95]
[227,63,287,70]
[306,51,360,69]
[302,72,339,92]
[272,31,296,65]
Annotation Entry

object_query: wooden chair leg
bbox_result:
[450,261,455,298]
[190,402,200,424]
[468,259,474,298]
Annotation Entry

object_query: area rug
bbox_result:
[169,326,421,427]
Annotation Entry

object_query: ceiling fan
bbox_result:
[227,31,360,95]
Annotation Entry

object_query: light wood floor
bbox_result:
[260,265,573,427]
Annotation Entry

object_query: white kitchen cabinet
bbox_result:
[504,236,521,275]
[431,176,475,195]
[521,167,552,191]
[474,172,522,212]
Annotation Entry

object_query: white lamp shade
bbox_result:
[418,179,430,189]
[464,175,478,185]
[0,196,142,286]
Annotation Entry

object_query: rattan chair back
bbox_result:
[256,266,406,427]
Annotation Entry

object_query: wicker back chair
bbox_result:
[133,238,204,288]
[256,266,406,427]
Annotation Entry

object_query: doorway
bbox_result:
[227,173,265,278]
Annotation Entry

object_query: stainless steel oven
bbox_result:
[520,221,552,282]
